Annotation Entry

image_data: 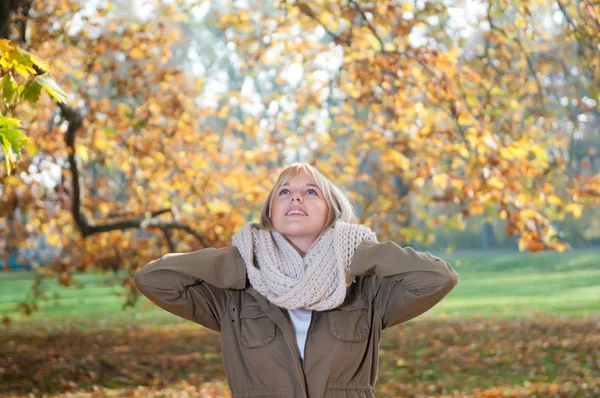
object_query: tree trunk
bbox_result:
[0,0,14,39]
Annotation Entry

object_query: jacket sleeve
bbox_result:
[134,245,247,332]
[349,240,459,329]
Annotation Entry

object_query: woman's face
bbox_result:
[271,172,329,253]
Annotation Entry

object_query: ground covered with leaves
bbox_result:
[1,314,599,398]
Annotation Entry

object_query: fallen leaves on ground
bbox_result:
[1,315,598,397]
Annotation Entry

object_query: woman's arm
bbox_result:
[349,240,459,329]
[134,245,247,332]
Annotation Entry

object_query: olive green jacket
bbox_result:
[134,240,459,397]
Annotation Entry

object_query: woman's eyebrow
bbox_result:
[281,183,320,189]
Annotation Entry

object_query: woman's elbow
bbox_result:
[133,257,163,290]
[440,266,459,294]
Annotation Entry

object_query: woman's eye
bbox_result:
[278,188,317,195]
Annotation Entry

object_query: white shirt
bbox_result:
[288,308,313,361]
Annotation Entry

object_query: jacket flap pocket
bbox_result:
[329,297,370,342]
[240,304,276,348]
[240,304,266,319]
[335,297,368,311]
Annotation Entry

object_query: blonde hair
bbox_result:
[260,162,357,232]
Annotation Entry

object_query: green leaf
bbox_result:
[18,80,43,103]
[0,114,21,128]
[0,115,26,152]
[0,115,28,175]
[1,73,18,104]
[466,94,479,107]
[103,127,117,136]
[0,133,15,173]
[36,74,70,103]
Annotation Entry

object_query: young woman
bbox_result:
[134,163,459,398]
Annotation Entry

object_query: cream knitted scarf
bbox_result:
[231,220,378,311]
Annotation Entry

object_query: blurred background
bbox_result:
[0,0,599,397]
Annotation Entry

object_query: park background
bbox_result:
[1,0,599,397]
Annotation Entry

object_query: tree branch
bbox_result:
[295,2,350,45]
[349,0,384,50]
[486,1,544,104]
[57,102,210,248]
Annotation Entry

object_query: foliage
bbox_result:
[0,39,69,175]
[216,0,600,253]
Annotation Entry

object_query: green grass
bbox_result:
[1,249,599,330]
[424,249,600,319]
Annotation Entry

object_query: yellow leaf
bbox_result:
[451,157,464,170]
[432,174,448,190]
[99,203,110,214]
[471,204,484,215]
[401,3,415,12]
[182,203,195,214]
[487,177,504,190]
[392,151,410,170]
[565,203,582,218]
[547,194,562,206]
[130,47,144,60]
[207,200,232,214]
[4,176,19,186]
[518,237,528,252]
[532,146,548,163]
[47,234,60,245]
[93,135,109,150]
[76,145,89,162]
[515,192,531,207]
[382,150,410,171]
[554,242,569,253]
[383,43,396,52]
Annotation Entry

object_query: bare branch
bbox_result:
[349,0,384,50]
[57,102,210,248]
[296,2,348,44]
[485,1,545,104]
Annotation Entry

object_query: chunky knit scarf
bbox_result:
[231,220,378,311]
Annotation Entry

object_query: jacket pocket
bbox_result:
[240,304,276,348]
[328,296,370,342]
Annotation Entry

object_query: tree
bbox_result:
[1,0,599,324]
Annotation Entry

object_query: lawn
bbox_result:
[1,249,599,397]
[2,249,599,328]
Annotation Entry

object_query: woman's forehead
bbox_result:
[282,177,319,188]
[284,170,314,183]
